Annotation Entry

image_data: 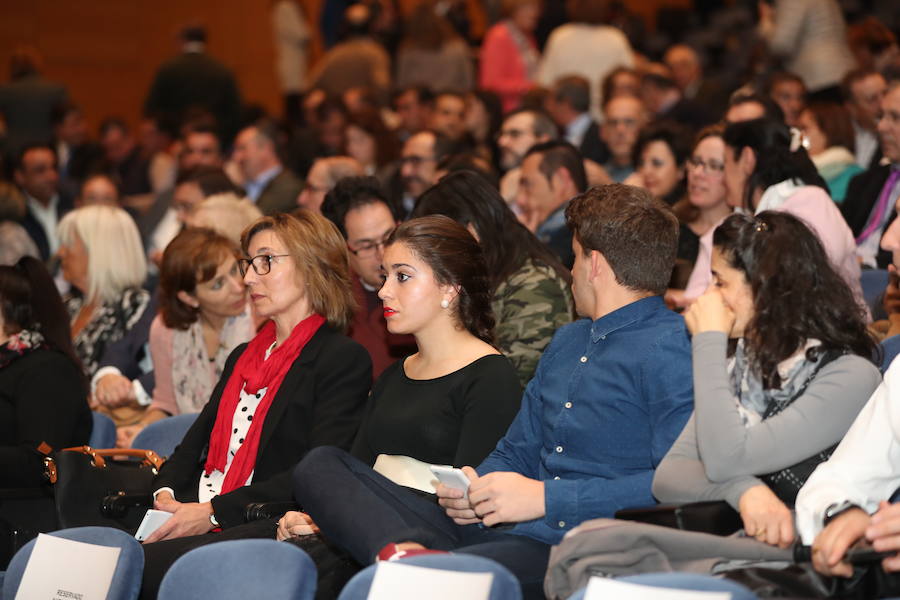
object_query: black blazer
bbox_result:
[21,192,73,261]
[256,169,305,216]
[841,164,894,268]
[0,349,90,488]
[152,325,372,527]
[578,121,609,165]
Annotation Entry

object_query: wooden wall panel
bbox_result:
[0,0,686,135]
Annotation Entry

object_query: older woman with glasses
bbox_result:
[138,211,371,599]
[57,205,151,381]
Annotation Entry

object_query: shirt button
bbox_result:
[564,402,572,409]
[579,356,587,363]
[600,335,606,340]
[553,476,560,480]
[555,446,563,453]
[558,521,566,528]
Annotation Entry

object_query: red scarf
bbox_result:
[204,314,325,494]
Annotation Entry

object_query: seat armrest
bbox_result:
[615,500,742,536]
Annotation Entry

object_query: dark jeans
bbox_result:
[293,446,552,600]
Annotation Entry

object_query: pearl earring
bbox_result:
[440,299,450,309]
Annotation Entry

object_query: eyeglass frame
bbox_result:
[347,228,396,258]
[238,254,291,277]
[686,155,725,175]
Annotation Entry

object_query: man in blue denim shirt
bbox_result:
[438,183,693,594]
[290,184,693,600]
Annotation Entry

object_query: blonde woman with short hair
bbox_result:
[57,204,150,378]
[188,192,263,244]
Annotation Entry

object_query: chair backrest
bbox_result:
[158,539,316,600]
[89,412,117,449]
[338,554,522,600]
[861,268,889,319]
[2,526,143,600]
[131,413,199,458]
[567,573,757,600]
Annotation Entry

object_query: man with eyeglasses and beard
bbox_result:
[391,130,461,218]
[320,176,415,377]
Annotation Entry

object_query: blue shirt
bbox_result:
[477,295,694,544]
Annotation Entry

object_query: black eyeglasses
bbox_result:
[687,156,725,175]
[238,254,290,277]
[348,229,395,258]
[496,128,530,141]
[398,155,435,167]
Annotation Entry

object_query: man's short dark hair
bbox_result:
[180,26,207,44]
[429,130,468,163]
[183,123,223,147]
[51,102,80,128]
[99,117,129,138]
[766,71,806,94]
[524,140,587,193]
[552,76,591,114]
[642,71,679,92]
[505,109,558,140]
[436,153,499,188]
[727,91,785,122]
[435,91,466,104]
[247,118,281,148]
[16,143,57,172]
[394,86,435,108]
[565,183,678,295]
[321,176,398,239]
[175,165,244,197]
[841,68,882,102]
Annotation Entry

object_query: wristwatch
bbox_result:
[823,501,862,526]
[209,513,220,528]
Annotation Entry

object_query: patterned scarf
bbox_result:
[728,338,842,505]
[0,329,46,370]
[728,338,823,426]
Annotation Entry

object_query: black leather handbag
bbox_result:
[47,445,163,531]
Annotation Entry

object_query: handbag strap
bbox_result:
[47,446,164,472]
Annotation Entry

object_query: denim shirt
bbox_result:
[477,295,693,545]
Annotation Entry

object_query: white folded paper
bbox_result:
[367,561,493,600]
[15,533,121,600]
[583,576,731,600]
[373,454,442,493]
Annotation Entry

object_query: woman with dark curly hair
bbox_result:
[275,216,523,594]
[653,211,881,549]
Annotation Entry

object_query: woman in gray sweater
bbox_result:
[653,211,881,549]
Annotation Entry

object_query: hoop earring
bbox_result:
[440,299,450,309]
